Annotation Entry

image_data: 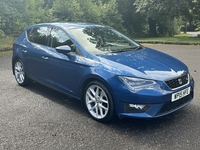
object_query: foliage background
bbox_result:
[0,0,199,38]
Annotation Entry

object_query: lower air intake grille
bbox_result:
[157,90,193,116]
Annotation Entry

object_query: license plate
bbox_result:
[171,87,191,102]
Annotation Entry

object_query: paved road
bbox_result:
[0,45,200,150]
[187,31,200,37]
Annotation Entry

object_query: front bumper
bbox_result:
[115,80,194,119]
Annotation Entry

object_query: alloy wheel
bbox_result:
[14,61,25,84]
[85,84,109,119]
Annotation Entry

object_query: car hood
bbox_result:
[96,47,188,81]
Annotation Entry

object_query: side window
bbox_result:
[49,28,73,48]
[27,29,32,38]
[27,26,49,46]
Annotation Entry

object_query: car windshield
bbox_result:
[68,26,140,54]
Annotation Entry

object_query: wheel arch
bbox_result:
[12,56,20,75]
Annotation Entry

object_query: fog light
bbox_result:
[129,104,145,110]
[124,103,151,113]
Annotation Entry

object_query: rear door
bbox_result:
[24,26,51,82]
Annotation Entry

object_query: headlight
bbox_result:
[119,76,161,92]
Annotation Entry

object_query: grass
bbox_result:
[0,36,15,49]
[135,33,200,44]
[0,51,12,56]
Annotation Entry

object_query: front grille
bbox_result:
[156,91,193,116]
[165,74,189,90]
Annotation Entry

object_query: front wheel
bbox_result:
[84,81,115,122]
[14,59,31,86]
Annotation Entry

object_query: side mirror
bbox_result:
[55,45,71,55]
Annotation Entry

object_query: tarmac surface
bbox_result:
[0,44,200,150]
[187,31,200,37]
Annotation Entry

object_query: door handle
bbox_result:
[42,56,49,60]
[22,50,27,53]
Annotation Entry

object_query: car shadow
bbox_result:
[25,81,88,116]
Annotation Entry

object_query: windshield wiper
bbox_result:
[112,45,144,53]
[133,45,144,50]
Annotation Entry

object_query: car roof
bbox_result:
[25,22,110,30]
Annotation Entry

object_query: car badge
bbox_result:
[178,78,183,85]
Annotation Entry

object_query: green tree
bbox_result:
[52,0,124,31]
[100,0,124,31]
[0,0,50,35]
[190,0,200,31]
[134,0,192,36]
[52,0,83,21]
[0,0,20,35]
[0,0,199,37]
[77,0,102,23]
[117,0,147,37]
[43,0,54,8]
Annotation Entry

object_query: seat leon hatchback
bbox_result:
[12,23,194,122]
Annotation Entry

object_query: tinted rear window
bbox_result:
[27,26,49,46]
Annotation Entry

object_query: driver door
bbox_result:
[42,27,79,96]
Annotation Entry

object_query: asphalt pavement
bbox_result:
[0,44,200,150]
[187,31,200,37]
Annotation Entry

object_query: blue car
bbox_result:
[12,23,194,122]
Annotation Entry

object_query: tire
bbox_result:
[14,59,31,86]
[84,81,115,122]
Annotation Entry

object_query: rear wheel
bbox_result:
[14,60,31,86]
[84,81,115,122]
